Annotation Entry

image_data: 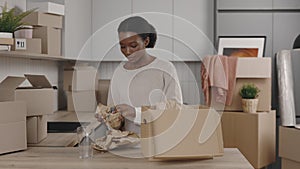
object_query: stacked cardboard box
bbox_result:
[63,65,98,112]
[220,58,276,169]
[279,126,300,169]
[15,74,58,144]
[0,36,14,51]
[12,38,42,54]
[0,76,27,154]
[22,11,63,56]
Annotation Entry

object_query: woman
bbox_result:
[99,16,182,135]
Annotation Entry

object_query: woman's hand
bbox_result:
[95,113,104,123]
[115,104,136,121]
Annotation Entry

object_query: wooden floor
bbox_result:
[0,147,253,169]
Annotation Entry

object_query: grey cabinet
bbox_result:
[273,0,300,9]
[91,0,214,61]
[132,0,173,61]
[216,12,273,57]
[92,0,131,61]
[273,13,300,52]
[174,0,214,61]
[63,0,92,60]
[217,0,273,10]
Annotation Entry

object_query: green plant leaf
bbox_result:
[239,83,260,99]
[0,2,36,33]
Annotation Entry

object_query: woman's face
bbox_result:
[119,32,149,63]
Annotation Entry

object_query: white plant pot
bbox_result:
[0,32,13,51]
[14,26,33,38]
[242,98,259,113]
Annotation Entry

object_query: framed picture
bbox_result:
[217,36,266,57]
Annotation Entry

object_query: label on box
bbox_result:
[15,39,27,50]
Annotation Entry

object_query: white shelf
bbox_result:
[0,51,101,62]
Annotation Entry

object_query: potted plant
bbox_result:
[239,83,260,113]
[0,2,35,37]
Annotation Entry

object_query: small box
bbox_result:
[66,91,97,112]
[33,26,61,56]
[279,126,300,169]
[0,38,14,45]
[26,116,47,144]
[97,80,110,105]
[12,38,42,54]
[224,58,272,112]
[15,74,58,116]
[64,66,98,91]
[27,2,65,16]
[221,111,276,168]
[22,12,63,29]
[0,76,27,154]
[141,105,224,159]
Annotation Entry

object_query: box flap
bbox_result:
[24,74,52,88]
[0,76,26,89]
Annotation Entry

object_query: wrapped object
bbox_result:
[94,130,139,151]
[276,50,296,126]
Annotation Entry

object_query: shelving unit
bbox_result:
[0,51,101,62]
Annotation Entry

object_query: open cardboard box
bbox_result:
[15,74,58,116]
[0,76,27,154]
[279,126,300,169]
[141,105,224,160]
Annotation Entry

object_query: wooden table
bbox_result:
[0,147,253,169]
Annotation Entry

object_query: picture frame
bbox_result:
[217,36,266,57]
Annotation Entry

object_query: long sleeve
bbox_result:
[163,64,183,104]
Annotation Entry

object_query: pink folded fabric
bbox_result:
[201,55,238,105]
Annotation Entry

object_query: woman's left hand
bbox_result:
[115,104,136,121]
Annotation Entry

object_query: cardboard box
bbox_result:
[22,12,63,29]
[33,26,61,56]
[0,38,14,45]
[64,66,98,91]
[26,116,47,144]
[15,74,58,116]
[141,106,224,159]
[97,80,110,105]
[282,158,300,169]
[27,2,65,16]
[221,111,276,168]
[0,103,27,154]
[0,76,26,101]
[279,126,300,169]
[224,78,271,112]
[223,58,272,112]
[12,38,42,54]
[66,91,97,112]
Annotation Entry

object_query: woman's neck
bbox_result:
[124,53,155,70]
